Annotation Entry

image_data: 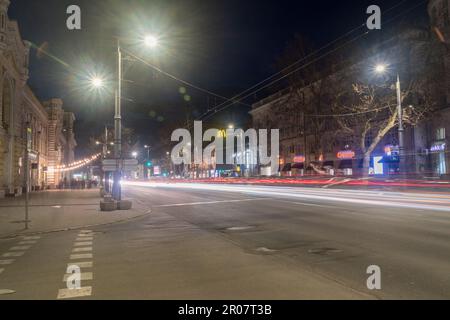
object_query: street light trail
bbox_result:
[122,181,450,213]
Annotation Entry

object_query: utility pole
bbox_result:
[24,124,31,230]
[396,74,405,176]
[112,39,122,201]
[303,111,308,175]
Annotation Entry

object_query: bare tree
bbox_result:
[332,78,436,175]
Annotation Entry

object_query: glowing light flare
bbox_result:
[144,35,159,48]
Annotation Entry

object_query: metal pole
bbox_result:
[303,112,308,175]
[113,39,122,201]
[25,125,31,230]
[396,74,405,176]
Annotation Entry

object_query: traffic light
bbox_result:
[146,161,153,167]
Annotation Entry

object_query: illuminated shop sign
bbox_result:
[384,145,399,156]
[293,155,305,163]
[431,143,446,152]
[337,150,355,159]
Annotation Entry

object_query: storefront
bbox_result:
[430,142,447,175]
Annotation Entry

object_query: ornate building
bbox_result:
[0,0,76,197]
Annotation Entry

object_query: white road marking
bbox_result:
[76,237,93,241]
[153,198,270,208]
[0,260,14,265]
[79,230,92,233]
[63,272,93,282]
[18,241,36,245]
[70,253,93,260]
[57,287,92,299]
[74,242,92,246]
[22,236,40,240]
[0,268,4,274]
[10,246,31,251]
[68,261,93,268]
[2,252,24,257]
[72,247,92,253]
[78,233,93,237]
[0,289,15,295]
[278,200,338,209]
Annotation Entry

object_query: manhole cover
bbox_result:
[308,248,343,255]
[0,289,15,295]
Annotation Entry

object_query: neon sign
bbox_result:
[337,150,355,159]
[431,143,446,152]
[293,155,305,163]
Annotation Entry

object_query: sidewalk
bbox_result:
[0,189,150,238]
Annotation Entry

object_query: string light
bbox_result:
[50,153,101,173]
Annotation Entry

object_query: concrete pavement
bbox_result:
[0,189,150,238]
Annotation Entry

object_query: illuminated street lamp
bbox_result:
[90,77,105,88]
[144,145,151,159]
[112,35,160,200]
[132,151,138,159]
[144,35,159,48]
[374,63,405,175]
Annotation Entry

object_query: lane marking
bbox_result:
[153,198,270,208]
[72,247,92,253]
[74,242,92,247]
[57,287,92,299]
[68,261,93,268]
[277,200,339,209]
[70,253,93,260]
[0,289,15,295]
[22,236,40,240]
[18,241,36,245]
[0,260,14,265]
[10,246,31,251]
[0,268,4,274]
[77,233,93,237]
[2,252,24,257]
[63,272,93,282]
[79,230,92,233]
[76,237,93,241]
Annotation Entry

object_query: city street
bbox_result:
[2,183,450,299]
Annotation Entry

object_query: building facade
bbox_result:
[251,0,450,178]
[0,0,76,197]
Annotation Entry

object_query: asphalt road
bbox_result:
[2,182,450,299]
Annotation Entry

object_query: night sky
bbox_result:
[8,0,428,157]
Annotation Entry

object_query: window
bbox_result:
[437,128,446,140]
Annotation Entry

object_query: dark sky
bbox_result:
[8,0,428,157]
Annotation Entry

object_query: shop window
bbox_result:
[436,128,446,140]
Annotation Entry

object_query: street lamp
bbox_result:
[144,35,159,48]
[374,63,405,175]
[112,35,160,201]
[90,76,105,89]
[132,151,138,159]
[144,145,151,159]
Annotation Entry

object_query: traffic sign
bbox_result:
[102,159,138,171]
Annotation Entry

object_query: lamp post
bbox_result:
[144,145,151,160]
[112,39,123,201]
[90,34,159,200]
[374,64,405,175]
